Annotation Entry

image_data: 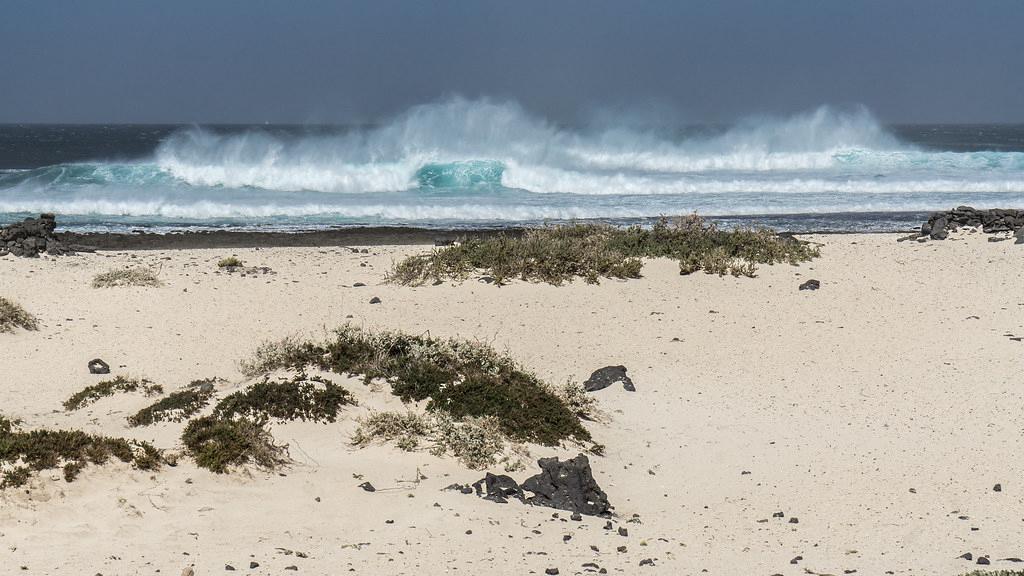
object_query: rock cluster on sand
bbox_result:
[920,207,1024,242]
[0,214,77,257]
[458,454,612,516]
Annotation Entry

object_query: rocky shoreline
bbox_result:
[920,206,1024,242]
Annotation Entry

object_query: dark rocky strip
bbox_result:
[920,207,1024,242]
[0,213,87,257]
[56,226,524,251]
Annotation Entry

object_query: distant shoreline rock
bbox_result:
[919,207,1024,242]
[0,213,88,257]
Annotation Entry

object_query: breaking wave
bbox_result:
[3,97,1024,229]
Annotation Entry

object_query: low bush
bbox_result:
[63,376,163,411]
[390,215,819,285]
[0,297,38,333]
[213,374,354,423]
[217,256,243,268]
[242,326,590,446]
[181,415,287,474]
[0,415,160,488]
[92,267,164,288]
[127,379,221,426]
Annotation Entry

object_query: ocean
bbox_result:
[2,99,1023,233]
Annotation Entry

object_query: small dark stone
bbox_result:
[545,569,559,575]
[353,282,366,287]
[369,297,381,304]
[604,521,613,530]
[798,279,820,291]
[977,557,990,565]
[570,512,582,521]
[958,553,973,561]
[639,559,655,567]
[993,483,1002,492]
[249,562,259,569]
[583,366,635,392]
[617,527,628,537]
[789,517,799,524]
[772,511,785,518]
[790,556,803,564]
[616,546,627,553]
[88,359,111,375]
[225,565,235,571]
[358,482,376,492]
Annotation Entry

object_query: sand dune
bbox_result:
[2,232,1023,575]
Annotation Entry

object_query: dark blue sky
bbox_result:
[2,0,1022,124]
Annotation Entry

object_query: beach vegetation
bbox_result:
[352,410,522,470]
[212,373,354,423]
[181,415,287,474]
[390,214,819,285]
[0,414,161,488]
[63,376,163,411]
[217,256,244,268]
[127,378,221,426]
[179,373,352,473]
[91,267,164,288]
[0,297,39,333]
[240,326,591,447]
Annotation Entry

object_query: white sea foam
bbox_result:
[3,98,1024,226]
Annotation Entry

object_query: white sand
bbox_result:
[1,232,1023,575]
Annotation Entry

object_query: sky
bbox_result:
[1,0,1022,125]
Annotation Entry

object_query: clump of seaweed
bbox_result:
[181,415,287,474]
[127,378,222,427]
[63,376,163,411]
[0,297,39,333]
[0,415,161,488]
[390,214,819,285]
[241,326,590,447]
[91,267,164,288]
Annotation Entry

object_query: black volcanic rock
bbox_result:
[0,214,79,257]
[584,366,635,392]
[466,454,612,517]
[921,207,1024,240]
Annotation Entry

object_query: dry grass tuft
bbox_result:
[0,297,39,333]
[92,267,164,288]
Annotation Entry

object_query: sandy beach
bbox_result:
[2,231,1023,576]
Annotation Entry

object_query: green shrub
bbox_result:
[242,326,590,446]
[181,416,287,474]
[0,297,38,333]
[391,214,818,285]
[0,414,161,489]
[63,376,163,411]
[128,379,220,426]
[213,374,353,423]
[91,268,164,288]
[217,256,244,268]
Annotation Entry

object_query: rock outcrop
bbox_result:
[467,454,612,516]
[920,207,1024,242]
[0,214,78,257]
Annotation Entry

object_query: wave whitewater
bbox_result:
[3,98,1024,229]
